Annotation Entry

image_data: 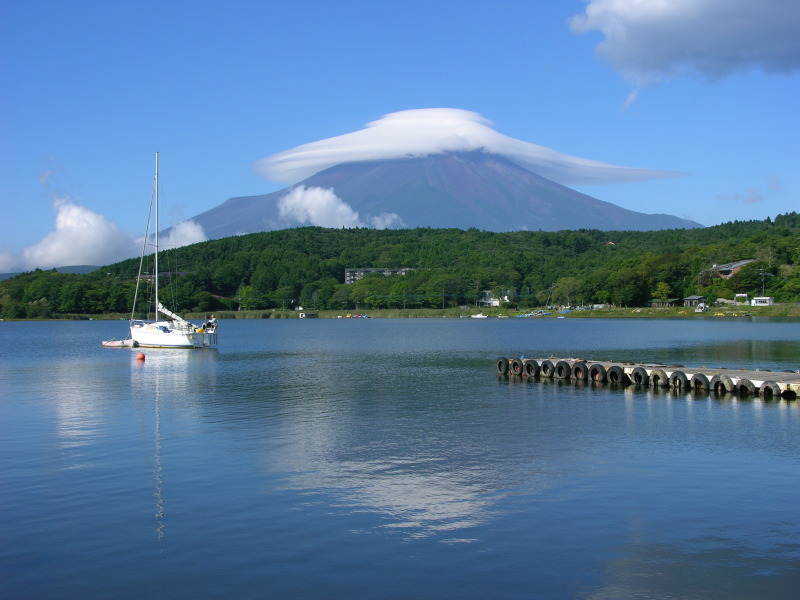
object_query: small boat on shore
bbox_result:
[101,338,138,348]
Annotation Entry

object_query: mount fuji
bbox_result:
[186,150,700,239]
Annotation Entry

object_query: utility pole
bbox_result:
[759,268,773,296]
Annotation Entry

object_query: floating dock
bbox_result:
[496,357,798,399]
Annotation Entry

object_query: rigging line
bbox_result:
[163,239,177,313]
[170,249,180,314]
[131,168,157,323]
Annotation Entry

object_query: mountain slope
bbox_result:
[188,151,700,239]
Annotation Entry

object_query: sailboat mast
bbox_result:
[154,152,159,318]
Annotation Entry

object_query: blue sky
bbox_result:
[2,0,798,270]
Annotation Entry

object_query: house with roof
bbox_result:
[683,295,706,307]
[648,298,680,308]
[751,297,774,306]
[478,290,510,307]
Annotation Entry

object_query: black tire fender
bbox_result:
[540,360,555,378]
[691,373,710,391]
[669,371,689,390]
[607,365,627,384]
[522,359,540,378]
[496,357,509,374]
[737,378,756,395]
[759,380,781,399]
[650,368,669,387]
[510,359,523,376]
[572,362,589,381]
[554,360,572,379]
[631,366,649,386]
[588,363,607,382]
[710,374,734,395]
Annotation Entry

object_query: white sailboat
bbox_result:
[127,153,217,349]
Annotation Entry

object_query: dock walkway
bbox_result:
[496,356,798,399]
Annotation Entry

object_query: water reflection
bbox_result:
[52,363,106,470]
[588,339,800,372]
[278,452,498,539]
[267,391,505,539]
[582,537,800,600]
[238,338,799,544]
[244,353,549,540]
[45,357,137,471]
[129,350,218,540]
[3,320,799,599]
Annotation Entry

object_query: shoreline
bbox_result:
[8,304,799,321]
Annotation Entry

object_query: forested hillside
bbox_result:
[2,213,798,318]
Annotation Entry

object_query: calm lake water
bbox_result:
[1,317,798,599]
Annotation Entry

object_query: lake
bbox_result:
[1,317,798,599]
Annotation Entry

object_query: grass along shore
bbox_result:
[32,302,800,321]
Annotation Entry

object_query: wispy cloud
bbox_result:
[716,189,764,204]
[256,108,679,186]
[716,175,786,206]
[277,185,403,229]
[767,174,784,192]
[570,0,800,102]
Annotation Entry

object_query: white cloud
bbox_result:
[2,200,208,272]
[20,199,139,270]
[256,108,679,186]
[278,185,403,229]
[158,220,208,250]
[278,186,361,227]
[368,212,404,229]
[570,0,800,85]
[0,251,18,273]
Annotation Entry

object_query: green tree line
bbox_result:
[2,212,799,319]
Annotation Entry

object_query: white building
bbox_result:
[751,297,774,306]
[478,290,510,307]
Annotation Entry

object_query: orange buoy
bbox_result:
[136,352,146,361]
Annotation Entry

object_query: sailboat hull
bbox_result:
[130,322,217,348]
